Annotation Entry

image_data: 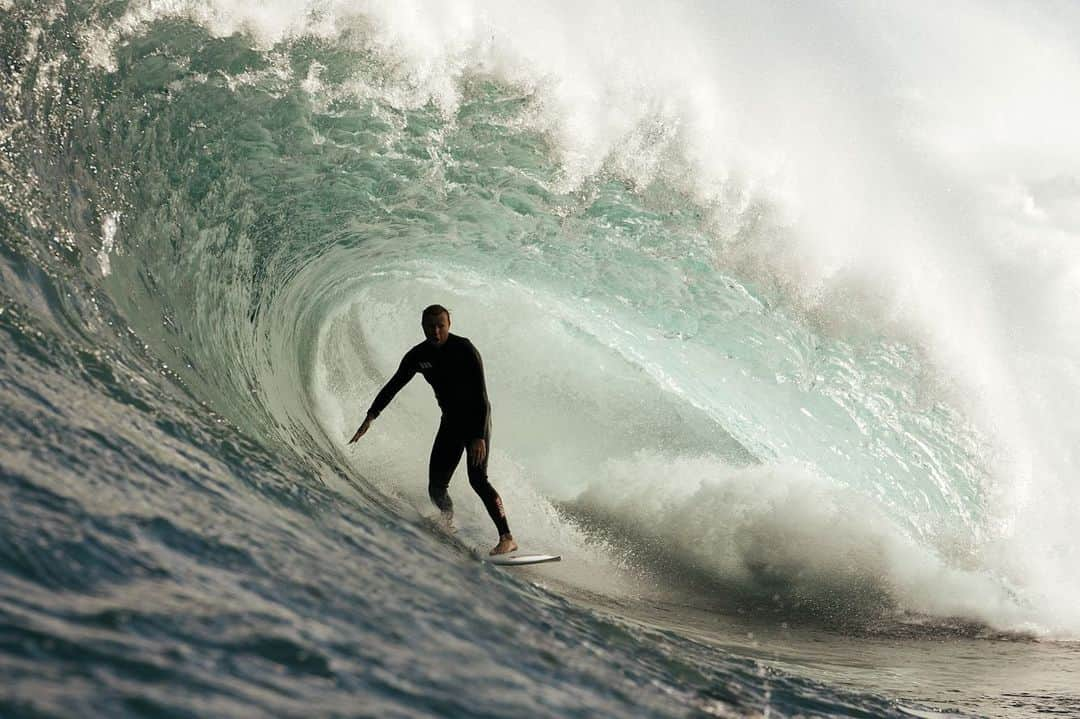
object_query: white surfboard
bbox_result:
[485,553,562,566]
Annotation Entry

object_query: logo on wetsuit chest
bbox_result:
[418,361,433,369]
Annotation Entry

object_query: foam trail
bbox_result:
[580,453,1031,627]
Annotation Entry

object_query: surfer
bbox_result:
[349,305,517,556]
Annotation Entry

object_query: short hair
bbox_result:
[422,304,450,322]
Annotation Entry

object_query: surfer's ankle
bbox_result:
[490,535,517,555]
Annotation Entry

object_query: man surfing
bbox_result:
[349,305,517,556]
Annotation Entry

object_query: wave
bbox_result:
[4,0,1080,670]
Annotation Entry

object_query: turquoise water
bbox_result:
[4,2,1080,716]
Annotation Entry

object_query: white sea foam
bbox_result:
[580,452,1035,627]
[97,211,121,277]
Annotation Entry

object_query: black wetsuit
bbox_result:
[366,334,510,536]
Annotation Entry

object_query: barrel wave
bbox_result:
[4,1,1080,717]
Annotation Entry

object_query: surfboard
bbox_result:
[485,553,562,566]
[421,515,560,565]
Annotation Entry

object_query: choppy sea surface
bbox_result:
[4,2,1080,716]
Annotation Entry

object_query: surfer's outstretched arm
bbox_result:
[348,354,417,443]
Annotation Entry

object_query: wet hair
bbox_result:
[422,304,451,322]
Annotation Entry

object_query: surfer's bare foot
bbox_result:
[439,511,456,534]
[489,534,517,555]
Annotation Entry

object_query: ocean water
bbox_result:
[3,1,1080,716]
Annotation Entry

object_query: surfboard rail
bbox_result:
[485,553,562,566]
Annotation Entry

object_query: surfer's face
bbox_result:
[422,312,451,346]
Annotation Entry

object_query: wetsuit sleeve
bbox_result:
[463,340,491,440]
[366,352,417,418]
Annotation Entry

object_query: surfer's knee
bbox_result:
[467,471,494,496]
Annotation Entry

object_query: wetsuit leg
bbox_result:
[466,429,511,536]
[428,420,464,515]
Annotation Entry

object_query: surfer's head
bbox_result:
[421,304,451,346]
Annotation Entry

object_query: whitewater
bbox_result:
[3,1,1080,716]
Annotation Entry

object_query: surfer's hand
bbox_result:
[349,416,373,444]
[468,438,486,467]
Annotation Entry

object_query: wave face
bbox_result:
[4,0,1080,715]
